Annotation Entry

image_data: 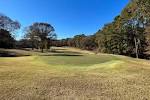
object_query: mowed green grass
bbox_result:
[0,47,150,100]
[38,55,119,67]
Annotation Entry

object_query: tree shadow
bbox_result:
[129,53,150,60]
[53,48,66,51]
[41,53,83,57]
[0,51,30,57]
[51,50,82,54]
[139,53,150,60]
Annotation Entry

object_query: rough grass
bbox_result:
[0,47,150,100]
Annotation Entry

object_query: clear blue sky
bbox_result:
[0,0,129,39]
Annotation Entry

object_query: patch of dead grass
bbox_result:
[0,47,150,100]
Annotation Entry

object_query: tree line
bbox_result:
[0,13,20,49]
[53,0,150,59]
[1,0,150,58]
[95,0,150,58]
[0,13,56,52]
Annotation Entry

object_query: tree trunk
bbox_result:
[41,47,44,53]
[41,43,44,53]
[134,37,139,58]
[31,40,34,50]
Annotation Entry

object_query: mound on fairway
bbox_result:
[0,47,150,100]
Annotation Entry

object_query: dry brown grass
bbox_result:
[0,48,150,100]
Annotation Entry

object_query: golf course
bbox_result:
[0,47,150,100]
[1,0,150,99]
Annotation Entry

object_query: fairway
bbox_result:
[0,47,150,100]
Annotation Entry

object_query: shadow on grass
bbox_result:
[51,50,82,54]
[41,53,83,57]
[0,51,30,57]
[140,53,150,60]
[53,48,66,51]
[127,53,150,60]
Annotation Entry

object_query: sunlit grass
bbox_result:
[0,47,150,99]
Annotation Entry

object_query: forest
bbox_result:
[1,0,150,59]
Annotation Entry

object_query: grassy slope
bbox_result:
[0,47,150,100]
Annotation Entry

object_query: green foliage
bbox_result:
[0,29,15,48]
[0,14,20,49]
[95,0,149,58]
[55,34,97,51]
[67,34,97,50]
